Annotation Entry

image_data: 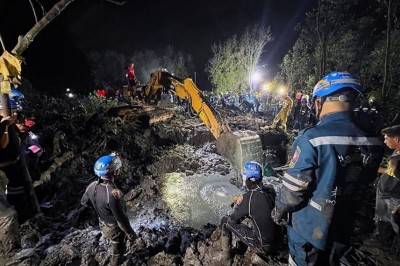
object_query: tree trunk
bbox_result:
[382,0,392,102]
[5,0,78,217]
[11,0,76,56]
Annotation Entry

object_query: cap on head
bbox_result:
[94,153,122,179]
[243,161,262,180]
[312,72,363,101]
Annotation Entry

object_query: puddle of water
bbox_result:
[160,172,242,229]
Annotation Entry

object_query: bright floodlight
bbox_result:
[66,88,71,92]
[68,93,74,98]
[252,71,261,82]
[262,82,271,92]
[278,86,286,95]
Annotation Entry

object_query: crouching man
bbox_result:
[81,153,137,266]
[220,161,279,263]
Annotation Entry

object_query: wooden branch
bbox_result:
[103,0,128,6]
[28,0,39,23]
[0,34,6,52]
[12,0,76,56]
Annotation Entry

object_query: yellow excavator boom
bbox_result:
[143,71,264,179]
[169,77,230,139]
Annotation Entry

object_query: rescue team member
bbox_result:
[126,62,137,90]
[270,92,294,132]
[81,153,137,266]
[272,72,384,266]
[294,97,311,132]
[220,161,278,263]
[364,125,400,251]
[0,91,34,223]
[0,115,21,258]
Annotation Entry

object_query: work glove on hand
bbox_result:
[271,207,288,226]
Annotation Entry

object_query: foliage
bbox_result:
[206,24,272,95]
[278,0,400,119]
[77,94,119,119]
[87,50,126,91]
[130,45,194,84]
[361,29,400,119]
[206,36,245,95]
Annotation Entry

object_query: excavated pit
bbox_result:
[160,172,241,229]
[2,96,399,266]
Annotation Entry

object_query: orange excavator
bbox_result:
[144,70,264,176]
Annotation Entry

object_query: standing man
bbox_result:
[364,125,400,251]
[81,153,137,266]
[0,115,21,258]
[272,72,384,266]
[270,92,294,132]
[293,97,311,132]
[126,63,137,90]
[220,161,278,263]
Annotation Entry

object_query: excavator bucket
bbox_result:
[216,130,264,178]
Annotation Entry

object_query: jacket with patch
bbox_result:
[81,180,134,236]
[276,111,384,250]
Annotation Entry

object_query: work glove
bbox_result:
[271,207,288,226]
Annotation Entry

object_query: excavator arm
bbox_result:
[144,71,230,139]
[169,77,230,139]
[144,71,263,180]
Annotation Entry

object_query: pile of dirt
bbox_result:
[2,96,400,265]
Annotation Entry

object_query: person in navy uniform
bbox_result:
[294,97,311,132]
[271,72,384,266]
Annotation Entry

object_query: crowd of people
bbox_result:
[1,71,400,266]
[219,72,400,265]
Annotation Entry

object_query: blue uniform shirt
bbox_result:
[276,111,384,250]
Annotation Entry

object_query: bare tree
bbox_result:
[238,24,272,93]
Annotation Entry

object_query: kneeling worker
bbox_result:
[220,161,279,262]
[81,153,137,266]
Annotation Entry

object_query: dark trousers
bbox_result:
[220,216,272,254]
[287,226,351,266]
[100,221,125,266]
[0,196,21,257]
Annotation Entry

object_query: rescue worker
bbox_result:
[364,125,400,251]
[220,161,278,263]
[293,97,311,132]
[0,92,34,223]
[270,92,294,132]
[0,116,21,258]
[81,153,137,266]
[271,71,385,266]
[126,62,137,90]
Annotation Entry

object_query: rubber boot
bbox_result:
[220,231,232,263]
[364,221,393,252]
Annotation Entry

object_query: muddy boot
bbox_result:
[220,231,232,263]
[364,221,394,252]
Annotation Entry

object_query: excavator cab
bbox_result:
[143,70,264,181]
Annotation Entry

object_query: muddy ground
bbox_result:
[1,95,400,266]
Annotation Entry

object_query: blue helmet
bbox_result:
[312,72,363,101]
[10,89,25,102]
[94,153,122,178]
[243,161,262,180]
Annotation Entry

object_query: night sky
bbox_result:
[0,0,318,93]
